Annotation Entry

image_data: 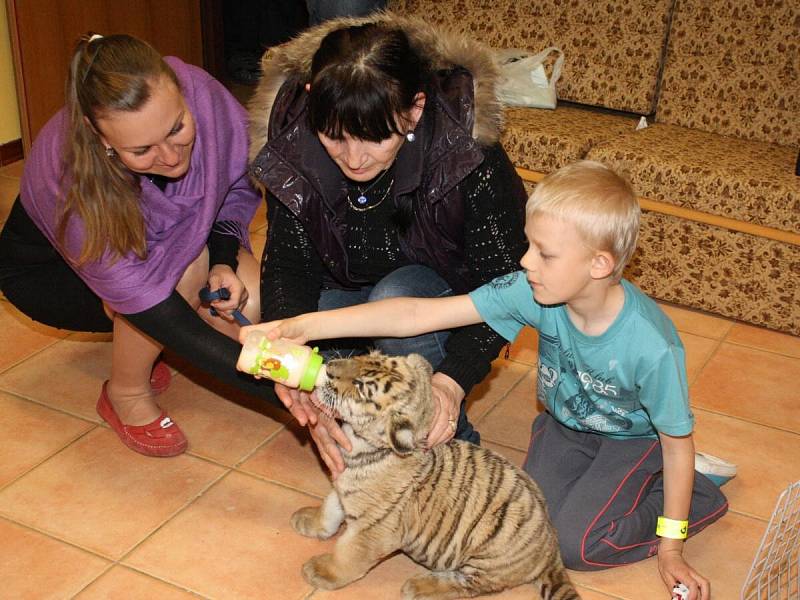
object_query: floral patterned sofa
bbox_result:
[388,0,800,335]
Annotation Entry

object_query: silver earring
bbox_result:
[105,146,116,158]
[406,131,416,143]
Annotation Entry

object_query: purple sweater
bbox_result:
[20,57,259,314]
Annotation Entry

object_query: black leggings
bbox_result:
[0,196,280,407]
[0,197,112,331]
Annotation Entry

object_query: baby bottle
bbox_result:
[237,331,327,391]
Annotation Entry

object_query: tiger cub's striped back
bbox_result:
[291,352,579,600]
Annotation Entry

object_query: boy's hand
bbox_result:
[426,373,465,448]
[308,411,352,480]
[658,543,710,600]
[239,317,310,346]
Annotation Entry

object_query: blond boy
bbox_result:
[243,161,731,599]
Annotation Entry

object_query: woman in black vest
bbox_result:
[249,15,527,473]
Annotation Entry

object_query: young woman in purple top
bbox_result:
[0,34,280,456]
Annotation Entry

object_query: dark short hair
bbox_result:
[307,24,430,142]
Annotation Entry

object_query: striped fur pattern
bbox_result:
[291,351,579,599]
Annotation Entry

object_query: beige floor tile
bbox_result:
[467,359,532,423]
[658,302,734,340]
[238,424,332,498]
[693,408,800,520]
[506,325,539,366]
[569,511,762,600]
[76,566,202,600]
[0,300,68,373]
[571,589,621,600]
[680,332,719,384]
[0,428,226,559]
[725,322,800,358]
[157,374,286,466]
[124,471,324,600]
[477,370,542,451]
[0,517,110,599]
[690,342,800,434]
[0,391,94,488]
[0,159,24,178]
[484,440,527,469]
[0,336,111,420]
[659,302,735,339]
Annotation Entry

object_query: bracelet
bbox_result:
[656,516,689,539]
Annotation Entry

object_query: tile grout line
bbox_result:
[722,338,800,361]
[0,335,67,376]
[471,366,532,427]
[0,384,103,424]
[691,405,800,438]
[109,469,235,576]
[0,426,98,494]
[687,335,725,387]
[231,466,329,501]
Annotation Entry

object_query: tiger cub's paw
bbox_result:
[302,553,347,590]
[401,573,465,600]
[291,506,332,539]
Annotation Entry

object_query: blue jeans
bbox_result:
[318,265,480,444]
[306,0,387,25]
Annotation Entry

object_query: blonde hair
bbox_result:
[58,33,178,264]
[526,161,640,280]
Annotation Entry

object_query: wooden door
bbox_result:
[6,0,207,153]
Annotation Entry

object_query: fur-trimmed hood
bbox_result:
[247,11,502,163]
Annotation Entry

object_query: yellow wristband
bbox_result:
[656,516,688,539]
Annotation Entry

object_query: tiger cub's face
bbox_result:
[316,352,434,455]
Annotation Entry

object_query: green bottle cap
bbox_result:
[298,347,324,392]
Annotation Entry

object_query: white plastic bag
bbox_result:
[496,47,564,109]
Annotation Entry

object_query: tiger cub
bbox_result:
[291,351,579,600]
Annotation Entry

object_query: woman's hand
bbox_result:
[658,542,710,600]
[308,410,352,480]
[208,264,248,320]
[273,382,320,427]
[426,373,465,448]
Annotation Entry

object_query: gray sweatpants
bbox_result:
[523,412,728,571]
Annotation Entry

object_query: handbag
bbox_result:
[495,47,564,109]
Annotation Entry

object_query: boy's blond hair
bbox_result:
[526,161,640,281]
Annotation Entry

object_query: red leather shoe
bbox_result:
[96,382,188,457]
[150,360,171,395]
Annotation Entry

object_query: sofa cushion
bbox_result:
[586,124,800,232]
[387,0,674,114]
[656,0,800,146]
[625,211,799,336]
[501,105,638,173]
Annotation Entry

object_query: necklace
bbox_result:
[351,167,393,206]
[347,178,394,212]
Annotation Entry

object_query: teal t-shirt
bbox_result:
[469,272,693,439]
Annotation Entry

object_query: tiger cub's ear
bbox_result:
[388,413,417,456]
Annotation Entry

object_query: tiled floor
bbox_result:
[1,159,799,599]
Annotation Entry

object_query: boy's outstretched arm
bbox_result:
[658,432,710,600]
[240,294,483,345]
